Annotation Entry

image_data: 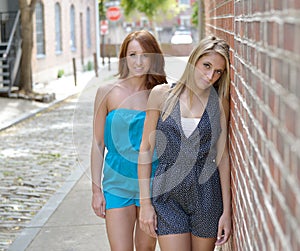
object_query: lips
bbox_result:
[133,66,147,73]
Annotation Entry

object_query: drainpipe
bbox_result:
[198,0,205,41]
[95,0,100,65]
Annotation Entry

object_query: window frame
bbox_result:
[70,4,76,51]
[35,1,45,57]
[55,2,62,54]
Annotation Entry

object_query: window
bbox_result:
[178,0,190,6]
[86,7,91,49]
[180,16,191,27]
[140,17,149,28]
[35,1,45,56]
[55,3,62,53]
[70,5,76,51]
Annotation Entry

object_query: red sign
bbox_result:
[100,20,108,35]
[106,6,121,21]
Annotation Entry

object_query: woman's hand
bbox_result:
[139,203,157,238]
[215,212,231,246]
[92,191,106,218]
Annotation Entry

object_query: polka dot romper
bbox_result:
[152,86,223,238]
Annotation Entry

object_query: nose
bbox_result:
[207,70,214,80]
[136,55,143,65]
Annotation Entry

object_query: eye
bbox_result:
[203,63,210,69]
[129,53,136,57]
[216,70,223,75]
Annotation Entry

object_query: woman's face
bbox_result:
[126,39,151,78]
[194,52,226,90]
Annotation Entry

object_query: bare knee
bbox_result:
[135,237,156,251]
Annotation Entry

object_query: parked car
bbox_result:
[170,29,193,44]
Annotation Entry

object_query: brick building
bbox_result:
[31,0,98,84]
[0,0,98,89]
[201,0,300,250]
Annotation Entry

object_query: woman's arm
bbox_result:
[216,97,232,245]
[138,85,167,237]
[91,86,110,218]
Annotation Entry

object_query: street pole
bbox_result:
[198,0,205,41]
[95,0,100,65]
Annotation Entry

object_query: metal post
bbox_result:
[95,0,100,65]
[101,34,105,66]
[72,58,77,86]
[93,52,98,77]
[198,0,205,41]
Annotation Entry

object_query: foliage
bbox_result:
[98,0,106,21]
[85,61,93,71]
[57,69,64,78]
[121,0,177,21]
[191,1,198,27]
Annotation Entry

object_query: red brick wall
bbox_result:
[203,0,300,250]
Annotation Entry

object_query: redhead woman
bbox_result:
[91,30,167,251]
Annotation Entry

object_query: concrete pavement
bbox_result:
[1,63,114,251]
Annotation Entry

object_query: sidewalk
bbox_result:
[8,168,110,251]
[0,70,93,132]
[1,65,114,251]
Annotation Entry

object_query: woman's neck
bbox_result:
[122,76,147,91]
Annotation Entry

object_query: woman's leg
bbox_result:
[105,205,137,251]
[135,207,157,251]
[158,233,191,251]
[191,235,216,251]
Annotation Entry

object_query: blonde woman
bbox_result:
[138,36,232,251]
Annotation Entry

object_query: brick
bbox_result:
[285,103,297,136]
[283,23,295,52]
[273,0,283,10]
[267,21,279,47]
[271,57,282,84]
[285,182,298,217]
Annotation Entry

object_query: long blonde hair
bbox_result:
[162,36,231,121]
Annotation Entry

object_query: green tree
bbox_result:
[98,0,106,21]
[192,0,205,40]
[121,0,178,37]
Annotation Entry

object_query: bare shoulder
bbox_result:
[94,82,118,109]
[150,83,172,99]
[148,83,172,109]
[152,83,172,93]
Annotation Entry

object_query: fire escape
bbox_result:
[0,11,21,97]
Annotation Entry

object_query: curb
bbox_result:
[0,92,80,132]
[8,165,87,251]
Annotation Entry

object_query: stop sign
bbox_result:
[100,20,108,35]
[106,6,121,21]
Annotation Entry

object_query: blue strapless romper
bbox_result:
[103,108,156,209]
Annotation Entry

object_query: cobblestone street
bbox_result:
[0,87,95,251]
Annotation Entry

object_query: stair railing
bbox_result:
[2,10,21,96]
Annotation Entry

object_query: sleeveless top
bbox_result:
[103,108,156,199]
[152,87,222,199]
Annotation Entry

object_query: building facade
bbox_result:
[32,0,98,84]
[202,1,300,250]
[0,0,98,86]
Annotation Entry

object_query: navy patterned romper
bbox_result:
[152,87,223,238]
